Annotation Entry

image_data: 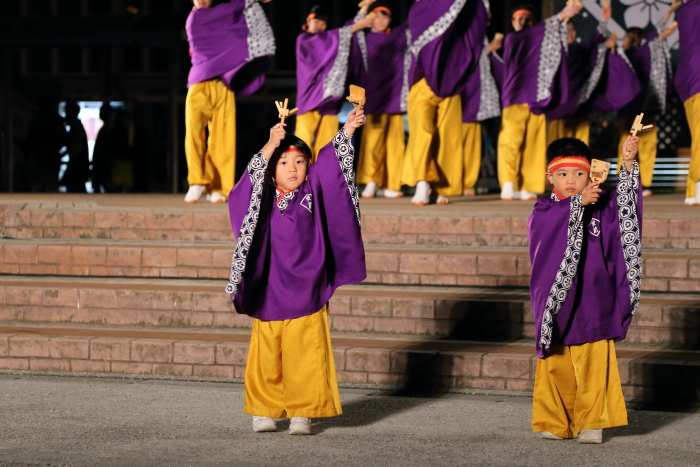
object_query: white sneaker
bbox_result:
[436,195,450,205]
[578,429,603,444]
[519,190,537,201]
[209,192,227,203]
[685,197,697,206]
[411,181,431,206]
[463,188,475,196]
[184,184,206,203]
[361,182,377,199]
[642,189,652,197]
[501,182,514,201]
[252,416,277,433]
[541,431,564,440]
[289,417,312,435]
[382,189,404,198]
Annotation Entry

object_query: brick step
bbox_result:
[1,238,698,293]
[1,197,697,249]
[0,323,697,402]
[1,277,698,347]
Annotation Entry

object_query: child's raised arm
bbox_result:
[261,122,287,160]
[343,108,366,137]
[621,135,640,173]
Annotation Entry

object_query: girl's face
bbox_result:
[511,14,533,32]
[275,150,308,192]
[193,0,212,9]
[547,166,589,198]
[307,18,327,34]
[372,12,391,33]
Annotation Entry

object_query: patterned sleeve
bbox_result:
[616,160,642,315]
[322,25,354,101]
[536,15,568,103]
[332,127,361,227]
[225,151,268,296]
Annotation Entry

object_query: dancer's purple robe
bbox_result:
[296,27,354,115]
[674,0,700,102]
[351,24,409,115]
[528,163,643,358]
[582,48,642,114]
[460,43,502,123]
[226,129,366,320]
[501,15,568,114]
[407,0,488,100]
[620,24,672,116]
[186,0,275,95]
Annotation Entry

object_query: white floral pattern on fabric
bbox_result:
[354,10,370,73]
[477,43,502,121]
[323,26,353,101]
[539,192,585,351]
[578,43,608,105]
[400,28,413,113]
[226,151,268,296]
[410,0,468,57]
[620,0,674,29]
[275,189,299,214]
[244,0,276,61]
[332,127,362,227]
[537,16,568,103]
[646,26,672,113]
[616,161,642,314]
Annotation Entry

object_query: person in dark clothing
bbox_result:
[23,96,67,192]
[60,101,90,193]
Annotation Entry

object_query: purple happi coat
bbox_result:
[407,0,489,102]
[674,0,700,103]
[226,129,366,320]
[186,0,275,94]
[528,162,643,358]
[501,15,568,114]
[296,26,354,115]
[351,24,409,115]
[460,41,502,123]
[619,23,672,116]
[580,45,642,114]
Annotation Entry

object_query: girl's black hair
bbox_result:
[511,3,537,18]
[265,134,313,186]
[546,137,591,164]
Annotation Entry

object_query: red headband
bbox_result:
[282,147,306,156]
[374,6,392,16]
[546,156,591,174]
[512,9,534,19]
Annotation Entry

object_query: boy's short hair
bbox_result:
[546,137,591,164]
[265,134,313,186]
[308,4,329,23]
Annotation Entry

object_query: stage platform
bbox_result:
[0,193,698,403]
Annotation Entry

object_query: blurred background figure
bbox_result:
[23,96,67,192]
[59,100,90,193]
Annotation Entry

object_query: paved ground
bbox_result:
[0,374,698,466]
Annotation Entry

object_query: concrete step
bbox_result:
[1,238,699,293]
[1,196,698,249]
[1,277,698,347]
[0,323,697,402]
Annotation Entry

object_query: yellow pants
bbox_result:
[402,78,464,196]
[184,80,236,196]
[357,113,406,191]
[497,104,547,193]
[244,306,342,419]
[547,117,590,146]
[684,92,700,199]
[532,339,628,438]
[296,111,339,159]
[617,116,656,188]
[462,122,481,191]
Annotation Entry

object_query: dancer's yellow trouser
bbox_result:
[497,104,547,193]
[683,92,700,198]
[617,116,657,188]
[357,113,406,191]
[296,111,339,159]
[547,117,590,146]
[184,80,236,196]
[244,306,342,419]
[462,122,482,190]
[532,339,628,438]
[402,78,464,196]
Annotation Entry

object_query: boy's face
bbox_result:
[275,150,308,192]
[307,18,327,34]
[193,0,212,9]
[512,14,533,32]
[373,12,391,33]
[547,166,590,198]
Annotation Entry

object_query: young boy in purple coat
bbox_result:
[226,108,367,435]
[528,133,640,444]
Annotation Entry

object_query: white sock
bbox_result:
[184,185,206,203]
[411,181,431,205]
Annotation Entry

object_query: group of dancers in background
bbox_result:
[183,0,700,207]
